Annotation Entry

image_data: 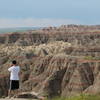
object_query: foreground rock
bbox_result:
[0,43,100,98]
[15,92,44,100]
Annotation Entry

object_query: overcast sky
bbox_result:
[0,0,99,28]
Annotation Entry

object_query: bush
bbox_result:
[84,56,94,60]
[84,56,100,60]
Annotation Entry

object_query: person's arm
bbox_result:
[8,67,12,72]
[8,65,13,72]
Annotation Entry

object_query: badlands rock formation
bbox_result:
[0,25,100,99]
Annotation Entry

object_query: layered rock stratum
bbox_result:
[0,25,100,99]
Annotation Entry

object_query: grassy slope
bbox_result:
[47,94,100,100]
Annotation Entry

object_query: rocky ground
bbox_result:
[0,25,100,99]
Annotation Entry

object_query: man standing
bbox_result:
[8,60,20,97]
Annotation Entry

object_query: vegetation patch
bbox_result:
[84,56,100,60]
[46,94,100,100]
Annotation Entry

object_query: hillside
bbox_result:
[0,25,100,99]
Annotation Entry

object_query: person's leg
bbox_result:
[8,80,12,97]
[8,80,15,98]
[14,80,20,96]
[13,81,20,97]
[8,90,14,98]
[13,89,18,97]
[8,89,11,97]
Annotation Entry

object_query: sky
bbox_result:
[0,0,100,28]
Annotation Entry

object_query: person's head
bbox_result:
[12,60,17,65]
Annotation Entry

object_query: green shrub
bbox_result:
[84,56,100,60]
[84,56,94,60]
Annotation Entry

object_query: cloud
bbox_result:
[0,18,81,28]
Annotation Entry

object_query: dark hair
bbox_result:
[12,60,17,65]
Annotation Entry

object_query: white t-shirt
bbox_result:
[8,66,20,80]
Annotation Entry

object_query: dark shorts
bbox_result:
[10,80,19,90]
